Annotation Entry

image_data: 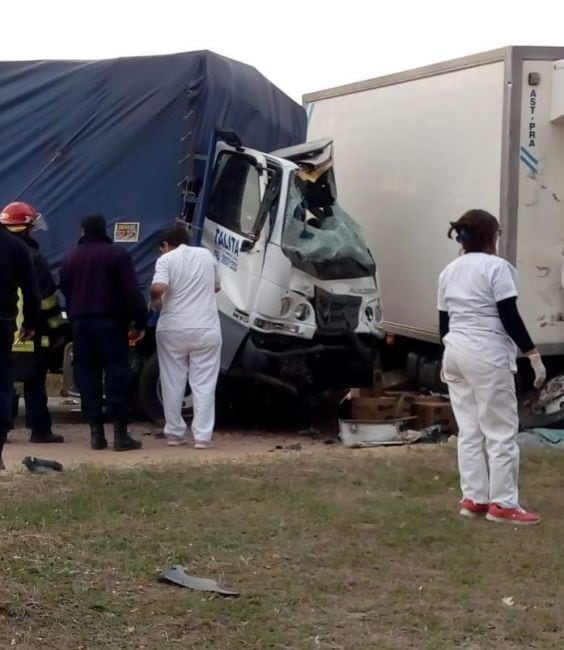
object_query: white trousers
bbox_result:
[156,328,222,441]
[442,345,520,508]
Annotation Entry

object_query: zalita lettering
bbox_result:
[214,228,240,257]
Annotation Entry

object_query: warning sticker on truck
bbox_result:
[114,222,140,243]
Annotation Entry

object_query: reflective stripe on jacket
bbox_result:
[12,289,49,353]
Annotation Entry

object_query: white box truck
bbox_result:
[305,46,564,423]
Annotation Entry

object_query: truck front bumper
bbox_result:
[234,331,378,393]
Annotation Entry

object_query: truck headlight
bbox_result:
[366,300,382,324]
[254,317,300,335]
[294,303,310,321]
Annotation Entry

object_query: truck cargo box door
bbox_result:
[202,148,268,317]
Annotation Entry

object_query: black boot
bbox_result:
[113,422,142,452]
[0,434,6,471]
[30,431,65,444]
[90,423,108,450]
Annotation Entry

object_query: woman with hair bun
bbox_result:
[438,209,545,525]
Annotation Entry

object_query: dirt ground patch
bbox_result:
[5,397,336,471]
[6,397,426,472]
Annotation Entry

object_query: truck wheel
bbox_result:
[138,353,193,424]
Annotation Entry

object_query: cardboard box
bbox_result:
[412,398,457,433]
[350,395,413,421]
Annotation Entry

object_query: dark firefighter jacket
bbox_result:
[11,232,65,371]
[0,226,38,328]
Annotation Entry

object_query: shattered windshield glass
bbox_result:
[281,171,375,280]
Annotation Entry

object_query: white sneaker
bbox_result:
[194,439,213,450]
[166,434,189,447]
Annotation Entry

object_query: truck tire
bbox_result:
[138,353,193,425]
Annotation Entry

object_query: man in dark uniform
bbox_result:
[0,218,39,468]
[60,215,146,451]
[0,202,65,443]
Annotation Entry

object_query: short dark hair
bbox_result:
[82,214,107,237]
[159,225,189,248]
[448,209,499,253]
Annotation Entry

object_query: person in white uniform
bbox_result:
[438,209,546,525]
[150,226,221,449]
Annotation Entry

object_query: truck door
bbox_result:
[201,148,269,319]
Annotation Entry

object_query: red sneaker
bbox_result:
[486,504,540,526]
[459,498,489,519]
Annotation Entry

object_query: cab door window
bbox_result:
[208,153,261,237]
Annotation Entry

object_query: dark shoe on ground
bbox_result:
[30,432,65,444]
[486,503,540,526]
[459,498,489,519]
[0,435,6,471]
[113,422,142,452]
[89,423,108,451]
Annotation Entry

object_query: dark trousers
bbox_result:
[72,317,131,424]
[0,320,15,438]
[23,350,52,436]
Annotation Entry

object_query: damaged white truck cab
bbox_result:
[198,136,384,396]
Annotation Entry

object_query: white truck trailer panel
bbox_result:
[305,47,564,353]
[517,59,564,350]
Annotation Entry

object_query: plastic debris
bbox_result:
[502,596,515,607]
[22,457,63,474]
[158,565,239,596]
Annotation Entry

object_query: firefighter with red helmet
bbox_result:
[0,202,65,443]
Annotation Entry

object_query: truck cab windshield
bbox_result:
[281,170,375,281]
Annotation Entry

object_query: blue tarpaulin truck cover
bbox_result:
[0,50,306,289]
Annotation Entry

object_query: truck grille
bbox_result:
[313,288,361,335]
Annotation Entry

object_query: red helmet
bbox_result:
[0,201,39,227]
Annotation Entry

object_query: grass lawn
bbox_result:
[0,446,562,649]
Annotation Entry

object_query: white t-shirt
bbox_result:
[438,253,519,371]
[152,245,220,332]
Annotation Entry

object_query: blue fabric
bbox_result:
[0,51,306,292]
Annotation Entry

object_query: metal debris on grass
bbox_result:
[159,565,240,596]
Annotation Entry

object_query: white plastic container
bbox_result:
[339,419,407,447]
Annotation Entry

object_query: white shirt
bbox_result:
[438,253,519,371]
[152,244,220,331]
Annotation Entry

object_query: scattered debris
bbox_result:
[518,429,564,449]
[271,443,303,452]
[298,426,320,435]
[404,425,450,444]
[502,596,515,607]
[159,565,239,596]
[22,457,64,474]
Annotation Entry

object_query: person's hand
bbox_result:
[18,328,35,342]
[128,329,145,345]
[148,298,162,312]
[527,350,546,389]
